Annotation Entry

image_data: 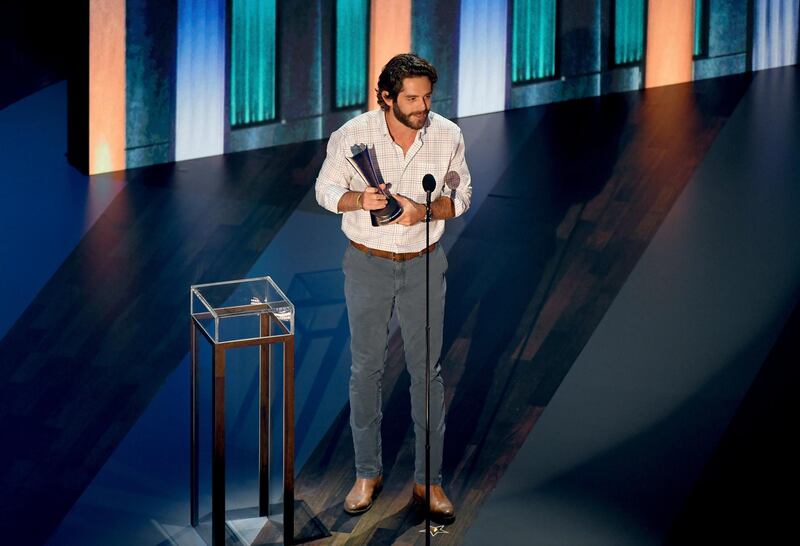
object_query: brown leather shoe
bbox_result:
[413,483,456,524]
[344,476,383,515]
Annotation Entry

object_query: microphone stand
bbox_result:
[424,187,432,545]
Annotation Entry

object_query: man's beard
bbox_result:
[391,104,429,130]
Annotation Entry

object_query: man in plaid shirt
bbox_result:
[315,53,472,524]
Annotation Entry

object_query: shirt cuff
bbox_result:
[452,194,467,218]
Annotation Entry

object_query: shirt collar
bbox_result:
[378,109,391,139]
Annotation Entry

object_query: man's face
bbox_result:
[386,76,433,130]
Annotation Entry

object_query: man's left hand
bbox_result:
[392,194,427,226]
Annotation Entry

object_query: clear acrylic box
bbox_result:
[191,276,294,344]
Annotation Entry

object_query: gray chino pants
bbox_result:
[342,242,447,485]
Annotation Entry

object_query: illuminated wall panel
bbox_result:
[708,0,747,57]
[561,0,601,76]
[694,0,706,57]
[126,0,176,168]
[229,1,324,152]
[458,0,508,117]
[411,0,460,118]
[73,0,766,174]
[693,0,748,80]
[753,0,799,70]
[175,0,225,161]
[230,0,277,126]
[89,0,126,174]
[512,0,556,82]
[614,0,645,65]
[645,0,694,88]
[335,0,368,108]
[368,0,411,111]
[512,0,602,107]
[279,0,323,120]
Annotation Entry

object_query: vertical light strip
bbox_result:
[176,0,225,161]
[230,0,277,126]
[89,0,126,175]
[512,0,556,82]
[614,0,645,65]
[693,0,704,56]
[753,0,799,70]
[645,0,694,88]
[458,0,508,117]
[368,0,411,111]
[336,0,368,108]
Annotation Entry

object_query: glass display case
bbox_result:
[190,277,295,545]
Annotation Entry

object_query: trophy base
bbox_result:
[371,203,404,226]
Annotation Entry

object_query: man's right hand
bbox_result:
[361,184,388,211]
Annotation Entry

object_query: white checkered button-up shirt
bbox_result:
[315,109,472,253]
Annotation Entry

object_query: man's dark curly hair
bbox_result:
[375,53,438,111]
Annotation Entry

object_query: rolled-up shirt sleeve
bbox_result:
[441,129,472,218]
[315,129,352,214]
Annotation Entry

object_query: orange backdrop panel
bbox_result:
[645,0,694,89]
[89,0,126,174]
[368,0,412,111]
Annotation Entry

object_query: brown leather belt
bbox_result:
[350,240,437,262]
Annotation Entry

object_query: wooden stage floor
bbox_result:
[4,68,797,545]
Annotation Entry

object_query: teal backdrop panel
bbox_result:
[231,0,277,126]
[614,0,644,65]
[335,0,368,108]
[694,0,705,56]
[512,0,557,82]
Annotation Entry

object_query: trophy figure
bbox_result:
[346,144,403,226]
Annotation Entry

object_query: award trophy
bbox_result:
[346,144,403,226]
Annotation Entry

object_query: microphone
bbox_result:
[422,173,436,193]
[422,174,435,224]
